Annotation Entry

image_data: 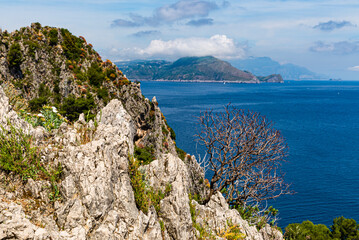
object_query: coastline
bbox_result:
[130,79,285,84]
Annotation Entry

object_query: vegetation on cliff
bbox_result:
[0,22,129,122]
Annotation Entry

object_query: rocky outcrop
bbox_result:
[0,83,283,239]
[193,193,283,240]
[0,24,283,240]
[257,74,284,83]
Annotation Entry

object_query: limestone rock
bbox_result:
[0,69,284,239]
[192,192,283,240]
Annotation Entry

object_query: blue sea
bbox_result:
[140,80,359,229]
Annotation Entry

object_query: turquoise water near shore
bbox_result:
[140,80,359,229]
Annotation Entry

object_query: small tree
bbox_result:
[7,43,23,68]
[196,104,291,208]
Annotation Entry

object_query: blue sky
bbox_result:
[1,0,359,79]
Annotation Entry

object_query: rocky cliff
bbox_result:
[0,24,283,240]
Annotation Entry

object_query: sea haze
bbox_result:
[140,80,359,229]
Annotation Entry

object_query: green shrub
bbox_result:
[28,83,52,112]
[7,43,23,68]
[128,155,171,214]
[33,22,42,30]
[87,63,105,87]
[97,88,109,104]
[48,29,58,46]
[176,146,186,161]
[38,83,51,98]
[29,97,48,112]
[285,221,332,240]
[60,94,95,122]
[169,127,176,140]
[76,71,88,82]
[233,204,278,229]
[0,123,40,180]
[60,28,83,61]
[284,217,359,240]
[0,122,62,200]
[20,106,67,131]
[162,125,169,136]
[134,146,155,165]
[25,40,39,58]
[331,216,359,240]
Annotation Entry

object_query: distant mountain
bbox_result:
[229,57,328,80]
[116,56,283,83]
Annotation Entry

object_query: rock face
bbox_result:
[0,24,283,240]
[0,84,283,240]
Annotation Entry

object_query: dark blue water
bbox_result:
[140,81,359,229]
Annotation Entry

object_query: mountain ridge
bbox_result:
[116,56,283,83]
[229,57,328,80]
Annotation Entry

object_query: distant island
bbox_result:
[116,56,284,83]
[229,57,328,80]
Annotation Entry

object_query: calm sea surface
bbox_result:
[140,80,359,229]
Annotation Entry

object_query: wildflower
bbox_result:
[52,106,58,113]
[37,113,44,118]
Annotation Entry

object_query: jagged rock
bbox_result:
[192,192,283,240]
[0,25,285,240]
[0,86,32,132]
[146,153,195,239]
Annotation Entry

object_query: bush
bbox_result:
[87,63,105,87]
[60,28,84,61]
[60,94,95,122]
[0,123,40,180]
[331,216,359,240]
[97,88,109,103]
[169,127,176,140]
[7,43,23,68]
[128,155,171,214]
[284,217,359,240]
[233,204,278,228]
[285,221,332,240]
[29,97,48,112]
[176,146,186,161]
[20,106,67,131]
[25,40,39,59]
[134,145,155,165]
[0,122,62,200]
[48,29,58,46]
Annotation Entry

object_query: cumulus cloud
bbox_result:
[313,20,356,31]
[348,66,359,71]
[186,18,213,26]
[111,0,220,27]
[131,30,161,38]
[131,35,247,59]
[310,41,359,54]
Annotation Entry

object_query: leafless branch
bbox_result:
[196,104,292,206]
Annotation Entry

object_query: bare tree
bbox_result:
[196,104,291,207]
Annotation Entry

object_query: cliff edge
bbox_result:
[0,24,283,240]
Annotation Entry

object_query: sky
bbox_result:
[0,0,359,80]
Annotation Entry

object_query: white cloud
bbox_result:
[133,35,247,59]
[348,66,359,71]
